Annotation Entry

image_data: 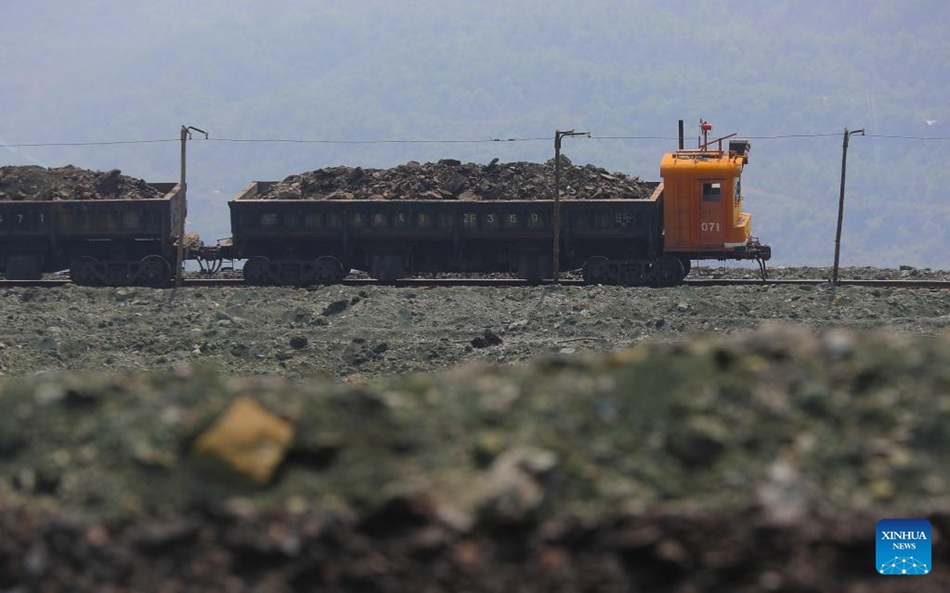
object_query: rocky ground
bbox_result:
[255,157,654,201]
[2,266,947,381]
[0,158,653,204]
[0,165,163,201]
[0,267,949,591]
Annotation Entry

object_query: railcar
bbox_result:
[225,181,671,285]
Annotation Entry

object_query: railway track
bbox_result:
[2,277,949,289]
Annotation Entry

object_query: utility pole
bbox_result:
[832,127,864,286]
[177,125,208,287]
[553,129,589,282]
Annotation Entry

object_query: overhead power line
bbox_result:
[595,133,842,140]
[578,135,674,140]
[207,136,551,144]
[866,134,950,140]
[6,138,178,147]
[3,136,551,148]
[745,133,841,139]
[4,132,950,148]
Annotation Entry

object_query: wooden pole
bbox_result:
[832,127,864,286]
[176,125,187,287]
[552,129,589,284]
[176,125,207,287]
[554,131,562,283]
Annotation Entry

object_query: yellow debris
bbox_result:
[192,397,294,486]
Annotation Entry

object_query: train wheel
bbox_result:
[243,256,271,285]
[313,256,348,284]
[582,256,612,284]
[70,256,102,286]
[650,255,686,287]
[138,255,171,287]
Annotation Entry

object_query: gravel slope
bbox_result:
[0,267,949,592]
[2,267,948,380]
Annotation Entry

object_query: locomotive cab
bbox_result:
[660,123,769,266]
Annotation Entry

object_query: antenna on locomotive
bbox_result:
[697,120,737,154]
[177,125,209,287]
[700,119,713,151]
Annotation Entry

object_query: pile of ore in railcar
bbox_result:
[257,157,655,201]
[0,165,163,201]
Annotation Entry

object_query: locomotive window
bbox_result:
[702,182,722,202]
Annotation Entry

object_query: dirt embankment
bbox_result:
[0,271,948,591]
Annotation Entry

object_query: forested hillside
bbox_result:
[2,0,948,267]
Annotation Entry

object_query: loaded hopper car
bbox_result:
[226,181,673,285]
[0,183,183,285]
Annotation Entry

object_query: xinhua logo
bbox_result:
[876,519,932,575]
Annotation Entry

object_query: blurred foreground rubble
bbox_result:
[0,324,948,591]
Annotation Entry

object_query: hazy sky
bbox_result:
[3,1,948,266]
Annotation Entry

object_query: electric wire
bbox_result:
[4,132,950,148]
[6,139,179,147]
[205,136,551,144]
[865,134,950,140]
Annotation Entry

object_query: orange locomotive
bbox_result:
[659,120,770,280]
